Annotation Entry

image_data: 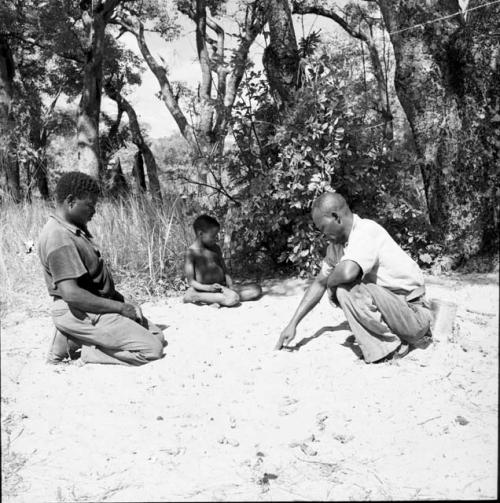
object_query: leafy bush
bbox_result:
[223,52,437,275]
[222,61,349,275]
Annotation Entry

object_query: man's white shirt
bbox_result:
[320,214,424,293]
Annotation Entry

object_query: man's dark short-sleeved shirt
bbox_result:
[38,215,116,299]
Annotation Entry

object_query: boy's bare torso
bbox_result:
[189,244,226,285]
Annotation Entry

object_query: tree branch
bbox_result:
[212,0,267,139]
[5,32,84,63]
[178,174,240,205]
[291,0,369,43]
[292,0,393,135]
[102,0,124,19]
[111,14,199,153]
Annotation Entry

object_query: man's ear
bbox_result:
[65,194,75,207]
[331,211,341,223]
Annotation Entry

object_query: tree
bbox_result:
[7,0,137,181]
[376,0,500,261]
[263,0,301,107]
[0,34,19,201]
[76,0,125,180]
[292,0,394,139]
[107,156,129,197]
[1,0,146,196]
[132,150,147,192]
[114,0,267,166]
[105,77,163,201]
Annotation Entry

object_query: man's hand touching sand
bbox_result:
[275,324,297,350]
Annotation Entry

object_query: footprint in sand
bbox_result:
[333,433,354,444]
[289,434,318,456]
[218,436,239,447]
[160,447,186,456]
[278,396,299,416]
[316,412,328,431]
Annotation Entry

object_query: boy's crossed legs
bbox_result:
[184,283,262,307]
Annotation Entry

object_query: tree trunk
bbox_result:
[377,0,499,259]
[194,0,214,150]
[132,150,147,193]
[365,39,393,141]
[122,99,162,202]
[105,84,162,202]
[100,102,124,169]
[124,19,199,156]
[33,158,50,199]
[77,10,106,180]
[4,159,21,202]
[77,1,122,180]
[263,0,301,106]
[0,35,20,202]
[29,95,50,200]
[107,156,129,198]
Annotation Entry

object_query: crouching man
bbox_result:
[38,171,165,366]
[275,192,432,363]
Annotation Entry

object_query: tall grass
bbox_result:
[0,195,194,316]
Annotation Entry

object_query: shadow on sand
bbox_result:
[285,321,351,351]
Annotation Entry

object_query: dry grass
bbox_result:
[0,195,193,315]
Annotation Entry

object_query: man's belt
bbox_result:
[405,285,426,302]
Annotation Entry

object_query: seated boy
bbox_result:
[183,214,262,307]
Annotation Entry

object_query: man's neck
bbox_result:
[55,207,87,233]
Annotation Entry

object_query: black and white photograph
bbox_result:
[1,0,498,501]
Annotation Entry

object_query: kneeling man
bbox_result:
[38,171,165,366]
[275,192,432,363]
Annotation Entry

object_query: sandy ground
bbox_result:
[1,273,498,502]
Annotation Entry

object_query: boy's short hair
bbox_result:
[193,214,220,233]
[55,171,100,204]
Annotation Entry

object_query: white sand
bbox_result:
[1,274,498,501]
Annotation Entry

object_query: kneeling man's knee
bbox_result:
[143,336,164,361]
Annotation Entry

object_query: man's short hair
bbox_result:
[193,214,220,233]
[55,171,100,204]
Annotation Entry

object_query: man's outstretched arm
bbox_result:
[274,271,329,350]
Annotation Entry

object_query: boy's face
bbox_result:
[199,226,219,247]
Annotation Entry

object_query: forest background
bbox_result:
[1,0,499,311]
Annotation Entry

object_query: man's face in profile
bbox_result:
[312,209,344,244]
[68,194,98,228]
